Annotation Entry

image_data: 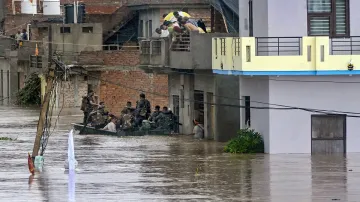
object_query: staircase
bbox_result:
[102,7,137,43]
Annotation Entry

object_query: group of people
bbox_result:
[14,29,28,48]
[155,11,207,39]
[80,91,178,133]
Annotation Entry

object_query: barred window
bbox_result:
[307,0,349,37]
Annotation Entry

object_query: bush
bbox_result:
[16,73,41,106]
[224,128,264,154]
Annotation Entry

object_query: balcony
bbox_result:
[139,32,236,73]
[127,0,208,9]
[212,36,360,75]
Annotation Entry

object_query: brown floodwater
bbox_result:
[0,106,359,202]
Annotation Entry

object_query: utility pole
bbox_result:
[31,69,54,159]
[31,23,54,160]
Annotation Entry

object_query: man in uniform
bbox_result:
[81,90,98,125]
[135,93,151,127]
[91,101,109,129]
[155,106,174,131]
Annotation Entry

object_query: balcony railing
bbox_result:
[256,37,302,56]
[213,36,360,74]
[171,34,190,52]
[139,32,237,71]
[330,37,360,55]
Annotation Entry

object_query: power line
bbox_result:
[65,67,360,118]
[35,54,360,116]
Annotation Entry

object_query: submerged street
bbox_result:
[0,106,360,202]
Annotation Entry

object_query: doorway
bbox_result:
[172,95,180,133]
[194,90,204,124]
[311,114,346,154]
[206,92,215,140]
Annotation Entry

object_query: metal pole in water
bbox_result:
[68,129,76,171]
[32,70,55,160]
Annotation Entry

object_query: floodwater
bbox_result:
[1,106,360,202]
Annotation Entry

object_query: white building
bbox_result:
[213,0,360,154]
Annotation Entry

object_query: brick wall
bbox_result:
[79,50,169,115]
[5,0,121,15]
[4,0,124,35]
[78,49,140,66]
[100,70,168,116]
[59,74,88,108]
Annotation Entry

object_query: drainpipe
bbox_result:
[73,0,77,24]
[27,24,31,40]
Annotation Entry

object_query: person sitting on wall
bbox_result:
[178,16,205,34]
[197,18,207,33]
[155,25,170,38]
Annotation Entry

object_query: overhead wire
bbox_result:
[65,67,360,118]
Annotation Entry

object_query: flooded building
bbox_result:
[212,0,360,154]
[1,0,170,110]
[137,1,241,138]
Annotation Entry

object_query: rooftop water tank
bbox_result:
[21,0,37,14]
[43,0,61,15]
[64,4,85,24]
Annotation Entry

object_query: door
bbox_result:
[194,90,204,123]
[172,95,180,133]
[207,92,215,140]
[311,114,346,154]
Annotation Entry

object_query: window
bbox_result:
[249,0,253,36]
[149,20,152,37]
[152,41,161,55]
[234,38,241,56]
[60,27,71,33]
[172,95,180,116]
[139,20,144,37]
[220,38,226,55]
[141,41,150,54]
[307,0,349,37]
[145,21,149,38]
[244,96,251,127]
[82,26,93,33]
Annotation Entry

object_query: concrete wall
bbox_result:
[214,74,240,141]
[0,58,18,105]
[268,76,360,154]
[240,76,270,153]
[241,75,360,154]
[138,8,161,38]
[51,23,103,63]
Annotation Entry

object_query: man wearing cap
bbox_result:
[135,93,151,127]
[81,90,98,125]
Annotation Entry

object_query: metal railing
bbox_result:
[140,41,150,54]
[256,37,302,56]
[171,34,190,52]
[330,37,360,55]
[103,44,139,51]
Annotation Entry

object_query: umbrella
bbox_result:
[164,11,191,22]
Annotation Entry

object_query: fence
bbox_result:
[256,37,302,56]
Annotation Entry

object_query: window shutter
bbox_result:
[309,16,330,36]
[308,0,331,13]
[335,0,346,35]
